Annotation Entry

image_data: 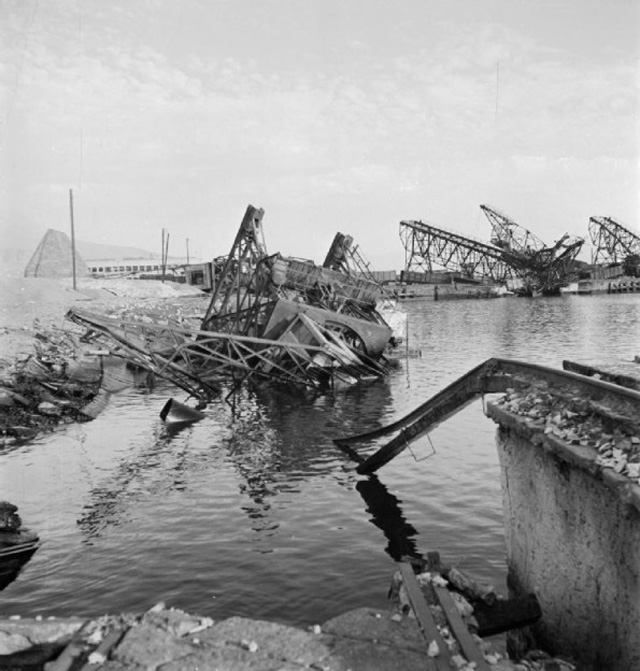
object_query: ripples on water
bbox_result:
[1,294,638,625]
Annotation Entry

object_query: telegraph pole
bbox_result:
[69,188,77,290]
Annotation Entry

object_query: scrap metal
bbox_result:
[335,357,640,475]
[66,205,394,399]
[399,205,585,295]
[588,216,640,267]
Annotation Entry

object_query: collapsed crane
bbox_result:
[68,205,395,400]
[399,219,510,283]
[480,205,585,295]
[399,205,585,296]
[588,217,640,275]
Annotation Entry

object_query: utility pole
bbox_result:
[495,61,500,122]
[186,237,190,265]
[161,230,170,283]
[69,188,77,290]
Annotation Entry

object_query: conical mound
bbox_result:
[24,229,89,278]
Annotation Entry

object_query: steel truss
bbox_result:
[479,205,584,294]
[399,219,510,282]
[588,216,640,266]
[400,207,585,294]
[480,204,546,254]
[67,308,386,400]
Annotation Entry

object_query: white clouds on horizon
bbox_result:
[0,0,637,263]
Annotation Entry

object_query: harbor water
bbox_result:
[1,294,639,626]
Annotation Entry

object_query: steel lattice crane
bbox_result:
[399,219,511,282]
[479,205,585,294]
[399,206,585,296]
[480,204,546,254]
[588,216,640,267]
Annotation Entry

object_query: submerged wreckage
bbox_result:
[67,206,396,399]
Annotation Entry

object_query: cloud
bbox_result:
[0,0,637,264]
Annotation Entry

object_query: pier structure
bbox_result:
[336,357,640,670]
[485,365,640,671]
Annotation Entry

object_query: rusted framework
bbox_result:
[202,206,269,335]
[203,206,388,336]
[479,205,584,294]
[399,207,584,294]
[399,219,510,281]
[323,232,377,282]
[335,357,640,475]
[480,204,545,254]
[588,216,640,266]
[66,205,395,398]
[67,308,387,399]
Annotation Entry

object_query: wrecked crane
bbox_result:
[66,205,397,400]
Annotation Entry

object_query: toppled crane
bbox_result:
[67,205,394,400]
[588,216,640,275]
[202,206,391,347]
[481,205,585,295]
[398,206,584,296]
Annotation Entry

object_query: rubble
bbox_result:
[0,599,576,671]
[493,381,640,486]
[65,206,403,399]
[0,281,207,446]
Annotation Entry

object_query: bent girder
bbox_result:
[399,220,510,281]
[589,216,640,266]
[480,204,546,253]
[334,357,640,474]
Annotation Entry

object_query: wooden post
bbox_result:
[69,189,77,290]
[186,238,190,265]
[161,229,166,283]
[164,232,170,282]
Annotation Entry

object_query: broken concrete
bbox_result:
[0,603,573,671]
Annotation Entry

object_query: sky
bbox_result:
[1,0,639,270]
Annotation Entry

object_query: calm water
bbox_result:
[1,294,639,625]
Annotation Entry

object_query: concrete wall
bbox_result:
[494,423,640,670]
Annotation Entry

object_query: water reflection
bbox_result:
[77,419,193,541]
[217,381,399,535]
[222,393,282,533]
[356,475,422,562]
[248,379,397,468]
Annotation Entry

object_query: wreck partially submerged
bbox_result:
[67,205,395,399]
[202,205,392,356]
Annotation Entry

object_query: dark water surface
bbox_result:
[1,294,639,625]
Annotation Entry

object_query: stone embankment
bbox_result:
[486,359,640,671]
[0,600,576,671]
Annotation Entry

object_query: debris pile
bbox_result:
[388,557,575,671]
[66,205,400,399]
[0,329,102,447]
[494,379,640,485]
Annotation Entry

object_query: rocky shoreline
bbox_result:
[0,277,208,448]
[0,597,576,671]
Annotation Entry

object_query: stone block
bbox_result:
[322,607,425,654]
[112,623,197,668]
[196,616,333,667]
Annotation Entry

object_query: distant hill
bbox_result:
[75,240,158,261]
